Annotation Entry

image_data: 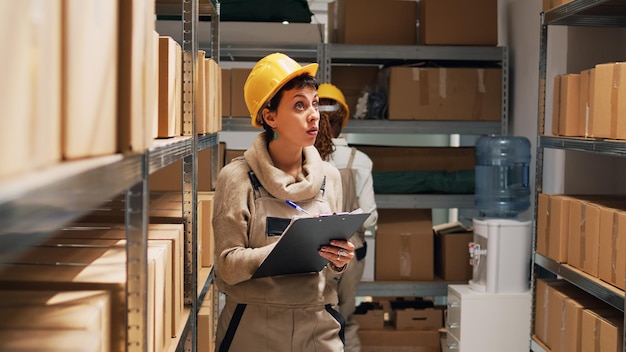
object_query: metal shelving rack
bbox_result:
[219,42,508,297]
[156,1,220,351]
[0,1,220,351]
[532,1,626,351]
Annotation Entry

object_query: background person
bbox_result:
[315,83,379,352]
[212,53,355,352]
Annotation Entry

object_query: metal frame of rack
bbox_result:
[219,42,509,297]
[0,1,221,351]
[532,1,626,351]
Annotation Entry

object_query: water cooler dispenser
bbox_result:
[446,135,533,351]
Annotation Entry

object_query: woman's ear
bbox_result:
[262,108,276,128]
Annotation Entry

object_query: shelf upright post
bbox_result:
[125,155,149,352]
[208,2,220,190]
[501,46,510,135]
[182,0,199,351]
[530,14,549,350]
[319,43,331,83]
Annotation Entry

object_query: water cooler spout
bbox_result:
[468,242,487,268]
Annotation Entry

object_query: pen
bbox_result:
[285,200,310,215]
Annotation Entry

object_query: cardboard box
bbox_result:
[49,224,184,339]
[599,209,626,290]
[328,0,417,45]
[62,0,118,159]
[387,67,502,121]
[149,146,217,191]
[158,36,182,138]
[118,0,154,153]
[222,69,231,117]
[358,327,440,352]
[356,146,475,173]
[0,330,102,352]
[0,290,111,352]
[10,242,171,352]
[225,149,245,164]
[579,68,594,137]
[230,68,252,118]
[581,308,624,352]
[557,74,581,136]
[551,75,562,136]
[0,245,165,352]
[0,1,62,179]
[536,194,550,258]
[389,300,442,330]
[419,0,498,46]
[196,51,207,134]
[375,209,433,281]
[353,301,385,330]
[590,62,616,138]
[434,230,473,281]
[548,195,572,263]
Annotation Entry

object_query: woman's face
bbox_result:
[270,85,320,148]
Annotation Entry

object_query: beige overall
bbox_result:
[328,148,367,352]
[215,161,345,352]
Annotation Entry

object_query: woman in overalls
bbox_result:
[212,53,355,352]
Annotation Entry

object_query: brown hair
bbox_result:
[315,98,346,161]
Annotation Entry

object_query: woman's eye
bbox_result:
[312,101,319,110]
[295,102,305,110]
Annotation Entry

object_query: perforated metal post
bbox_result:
[126,157,149,352]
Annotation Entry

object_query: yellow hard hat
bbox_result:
[244,53,319,127]
[318,83,350,127]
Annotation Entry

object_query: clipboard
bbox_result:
[252,212,371,278]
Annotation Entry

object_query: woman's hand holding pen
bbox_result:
[319,239,355,269]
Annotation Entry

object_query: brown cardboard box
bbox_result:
[579,69,594,137]
[230,68,252,118]
[534,278,570,347]
[10,242,171,352]
[63,0,118,159]
[222,69,232,117]
[558,74,581,137]
[433,230,473,281]
[356,146,475,173]
[206,58,222,133]
[568,198,586,271]
[390,300,442,330]
[149,146,216,191]
[49,224,184,339]
[158,36,182,137]
[599,209,626,290]
[118,0,154,153]
[387,67,502,121]
[0,290,110,352]
[583,202,602,276]
[419,0,498,46]
[590,62,615,138]
[536,194,550,258]
[0,1,62,179]
[147,31,160,142]
[581,308,624,352]
[358,327,440,352]
[613,62,626,140]
[0,245,165,352]
[353,302,385,330]
[375,209,433,281]
[0,330,102,352]
[225,149,245,164]
[551,75,562,136]
[328,0,417,45]
[548,195,572,263]
[196,51,207,134]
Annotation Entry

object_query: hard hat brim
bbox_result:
[251,63,319,128]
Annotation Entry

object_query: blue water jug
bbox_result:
[475,135,531,218]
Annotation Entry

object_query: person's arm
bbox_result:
[212,162,274,285]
